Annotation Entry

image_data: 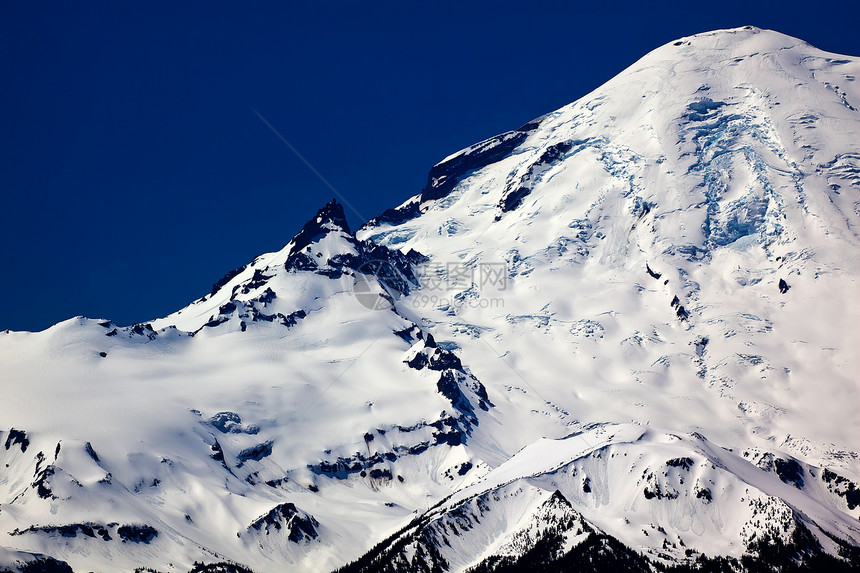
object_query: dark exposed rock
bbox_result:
[117,524,158,544]
[264,476,288,488]
[223,415,252,434]
[666,457,695,471]
[188,561,255,573]
[247,502,319,544]
[423,130,530,204]
[355,249,423,298]
[201,316,229,330]
[469,527,652,573]
[284,251,319,272]
[236,441,273,464]
[210,412,259,435]
[437,371,476,423]
[84,442,100,463]
[685,97,726,121]
[32,464,56,500]
[433,431,462,447]
[255,287,276,305]
[676,306,689,321]
[515,114,547,132]
[309,457,367,479]
[235,269,273,296]
[369,468,393,480]
[130,323,156,339]
[5,428,29,453]
[694,336,709,357]
[778,278,790,294]
[249,307,306,328]
[210,439,227,468]
[774,458,804,489]
[405,442,430,456]
[822,468,860,510]
[406,353,429,370]
[13,522,112,541]
[740,515,860,573]
[289,200,351,256]
[18,556,75,573]
[471,377,492,412]
[368,199,422,227]
[634,200,653,219]
[211,264,248,296]
[309,417,466,479]
[498,187,533,215]
[670,295,680,307]
[394,326,420,343]
[334,488,656,573]
[277,201,426,302]
[403,249,430,266]
[646,264,662,279]
[406,341,486,422]
[427,349,463,371]
[498,140,575,214]
[642,472,679,500]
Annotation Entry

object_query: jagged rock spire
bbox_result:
[289,199,352,254]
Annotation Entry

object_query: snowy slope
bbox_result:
[337,424,860,572]
[361,25,860,464]
[2,26,860,572]
[0,203,493,572]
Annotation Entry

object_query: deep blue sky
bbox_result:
[2,1,859,332]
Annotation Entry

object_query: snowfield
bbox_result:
[2,26,859,572]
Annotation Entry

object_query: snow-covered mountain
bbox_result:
[2,26,859,572]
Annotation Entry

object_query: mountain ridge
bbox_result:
[1,26,859,572]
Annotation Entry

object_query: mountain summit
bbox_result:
[1,27,859,572]
[290,199,352,251]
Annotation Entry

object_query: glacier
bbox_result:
[1,26,859,572]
